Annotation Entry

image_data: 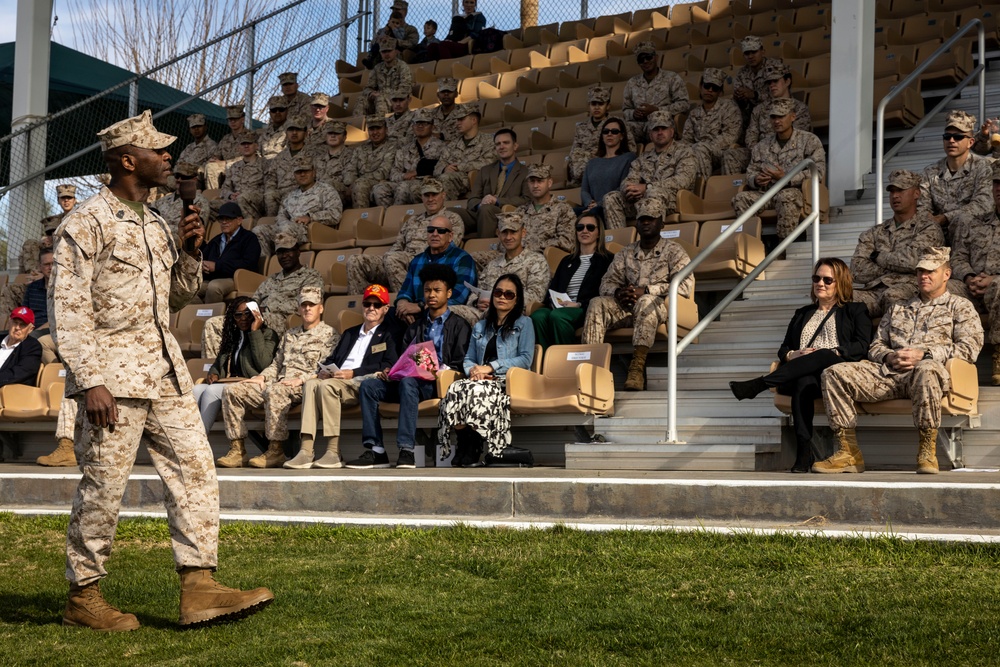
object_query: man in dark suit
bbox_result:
[289,284,401,470]
[459,128,531,238]
[197,201,262,303]
[0,306,43,387]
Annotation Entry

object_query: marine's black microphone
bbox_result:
[178,179,199,253]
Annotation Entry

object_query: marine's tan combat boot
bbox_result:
[63,582,140,632]
[216,439,250,468]
[624,345,649,391]
[248,441,286,468]
[178,567,274,627]
[916,428,939,474]
[37,437,76,467]
[283,437,315,469]
[313,436,344,469]
[992,348,1000,386]
[811,428,866,473]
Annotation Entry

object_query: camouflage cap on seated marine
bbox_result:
[410,108,434,124]
[298,285,324,306]
[452,102,480,119]
[237,130,258,145]
[768,97,797,117]
[762,62,791,82]
[365,115,387,128]
[741,35,764,53]
[56,184,76,198]
[268,95,289,110]
[588,85,611,104]
[42,215,62,233]
[437,77,459,93]
[647,110,674,130]
[636,197,665,220]
[325,121,347,134]
[886,169,921,191]
[226,104,245,119]
[187,113,206,128]
[527,163,552,180]
[389,87,412,100]
[390,0,408,10]
[701,68,726,88]
[420,177,445,195]
[274,230,299,250]
[173,161,200,178]
[634,41,657,56]
[945,109,976,135]
[278,72,299,84]
[915,247,950,271]
[379,36,398,51]
[311,92,330,107]
[497,211,525,232]
[292,154,315,172]
[285,115,308,130]
[98,110,176,152]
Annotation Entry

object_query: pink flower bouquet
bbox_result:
[388,340,440,381]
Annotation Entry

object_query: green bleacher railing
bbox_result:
[664,158,823,445]
[875,19,986,222]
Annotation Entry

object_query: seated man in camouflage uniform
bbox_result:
[731,35,783,124]
[258,154,342,253]
[303,92,332,155]
[432,77,461,143]
[258,95,289,160]
[952,160,1000,384]
[264,115,309,216]
[568,85,614,187]
[218,286,338,469]
[622,41,690,144]
[278,71,313,121]
[582,198,693,391]
[732,98,826,239]
[201,231,324,357]
[816,248,983,475]
[682,67,743,181]
[603,110,697,229]
[344,115,397,208]
[347,177,464,294]
[852,169,947,318]
[315,121,351,204]
[357,36,413,116]
[451,212,551,325]
[386,88,416,143]
[373,108,445,207]
[205,104,249,189]
[215,131,266,222]
[431,103,496,203]
[177,114,218,175]
[518,163,576,254]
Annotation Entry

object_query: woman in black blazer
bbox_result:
[729,258,872,472]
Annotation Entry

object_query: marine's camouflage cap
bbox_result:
[647,110,674,130]
[237,130,258,144]
[762,62,791,82]
[527,163,552,179]
[292,154,315,171]
[635,197,665,220]
[389,87,411,100]
[279,72,299,84]
[311,92,330,106]
[452,102,480,119]
[173,161,200,178]
[945,109,976,135]
[42,215,62,232]
[326,121,347,134]
[420,177,445,194]
[741,35,763,52]
[365,115,387,128]
[285,115,308,130]
[437,77,459,92]
[187,113,206,127]
[98,110,176,152]
[497,211,525,232]
[768,97,797,116]
[226,104,245,119]
[410,108,434,123]
[298,286,324,306]
[702,68,726,87]
[886,169,921,190]
[56,184,76,198]
[274,230,299,250]
[268,95,288,110]
[633,41,657,56]
[379,36,398,51]
[588,85,611,103]
[915,247,950,271]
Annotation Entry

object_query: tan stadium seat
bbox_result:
[173,302,226,353]
[694,217,765,280]
[384,204,423,232]
[603,227,637,247]
[540,150,572,189]
[307,223,355,251]
[671,1,712,23]
[187,358,214,383]
[232,268,266,299]
[315,248,363,295]
[669,174,747,223]
[364,245,391,257]
[0,384,49,420]
[507,343,614,415]
[336,309,365,334]
[323,294,364,329]
[794,26,833,59]
[463,237,501,254]
[46,382,65,418]
[545,246,569,274]
[914,37,973,86]
[550,188,581,207]
[660,222,700,253]
[379,369,461,417]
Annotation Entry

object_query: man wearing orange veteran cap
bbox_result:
[0,306,42,388]
[290,284,400,469]
[51,110,273,632]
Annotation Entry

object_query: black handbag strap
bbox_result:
[804,306,836,349]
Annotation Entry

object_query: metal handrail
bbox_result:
[664,159,822,444]
[875,19,985,221]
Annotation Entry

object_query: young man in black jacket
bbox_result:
[352,264,471,468]
[287,284,401,469]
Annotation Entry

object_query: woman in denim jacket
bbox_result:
[438,273,535,467]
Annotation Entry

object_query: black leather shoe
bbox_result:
[729,377,768,401]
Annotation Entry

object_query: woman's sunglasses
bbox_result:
[601,128,622,135]
[812,275,835,285]
[493,288,517,300]
[576,223,597,232]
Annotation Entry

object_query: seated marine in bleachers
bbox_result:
[603,111,697,229]
[568,85,614,187]
[457,128,531,239]
[582,198,693,392]
[303,93,333,156]
[205,103,249,189]
[851,169,947,319]
[579,117,637,218]
[278,71,314,122]
[951,160,1000,384]
[517,163,576,254]
[343,115,397,209]
[215,131,266,222]
[258,95,289,160]
[385,88,417,143]
[372,108,446,207]
[451,212,550,325]
[202,231,324,357]
[257,154,342,254]
[347,178,465,294]
[364,10,409,69]
[432,77,461,144]
[177,114,217,174]
[153,161,211,232]
[815,248,983,475]
[314,121,351,204]
[681,67,744,182]
[723,62,811,176]
[621,41,690,145]
[219,286,338,469]
[196,202,262,304]
[389,0,420,56]
[732,35,783,123]
[732,98,826,239]
[289,283,400,470]
[973,116,1000,159]
[918,110,993,243]
[264,114,309,216]
[431,103,497,203]
[358,36,413,116]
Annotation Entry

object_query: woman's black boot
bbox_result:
[729,377,768,401]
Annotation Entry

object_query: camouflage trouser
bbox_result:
[733,188,804,238]
[853,284,919,319]
[370,180,397,208]
[55,395,77,441]
[626,120,649,146]
[449,304,486,327]
[346,252,413,295]
[202,312,288,359]
[204,159,238,190]
[721,146,750,175]
[265,186,295,217]
[690,143,723,181]
[567,149,591,187]
[821,359,948,431]
[233,193,265,222]
[393,180,425,205]
[350,178,380,208]
[602,191,637,230]
[967,278,1000,345]
[581,294,667,348]
[0,283,26,320]
[66,381,218,586]
[438,172,472,201]
[222,380,304,442]
[254,220,308,256]
[300,377,361,439]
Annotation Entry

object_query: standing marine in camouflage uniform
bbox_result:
[682,68,744,181]
[723,62,811,175]
[732,36,783,123]
[816,247,984,475]
[344,115,397,208]
[431,77,461,143]
[216,131,266,221]
[261,154,342,251]
[451,212,552,325]
[433,103,496,202]
[346,178,464,294]
[257,95,289,160]
[622,42,690,144]
[373,108,446,207]
[385,88,416,143]
[568,85,614,187]
[951,160,1000,383]
[852,169,947,318]
[177,114,218,173]
[582,198,693,391]
[732,98,826,238]
[278,72,314,123]
[51,110,272,632]
[603,111,698,229]
[303,92,332,155]
[314,121,352,204]
[201,232,324,357]
[918,109,993,242]
[218,286,338,468]
[264,115,309,216]
[517,163,577,254]
[357,36,413,116]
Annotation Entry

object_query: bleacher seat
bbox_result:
[670,174,746,223]
[173,302,226,354]
[379,369,460,418]
[694,217,765,280]
[507,343,615,415]
[187,358,214,382]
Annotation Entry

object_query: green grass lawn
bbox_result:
[2,513,1000,666]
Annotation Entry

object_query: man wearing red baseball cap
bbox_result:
[0,307,42,387]
[289,284,400,469]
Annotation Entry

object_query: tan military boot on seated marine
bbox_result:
[178,567,274,627]
[624,345,649,391]
[812,428,866,473]
[37,437,77,467]
[313,436,344,469]
[249,440,286,468]
[63,582,140,632]
[916,427,939,474]
[217,438,251,468]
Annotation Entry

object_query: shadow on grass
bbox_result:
[0,591,65,625]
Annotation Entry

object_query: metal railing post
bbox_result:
[811,164,820,267]
[340,1,349,62]
[128,81,138,117]
[581,0,589,21]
